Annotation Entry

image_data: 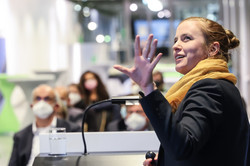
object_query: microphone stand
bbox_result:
[81,95,140,155]
[81,99,111,155]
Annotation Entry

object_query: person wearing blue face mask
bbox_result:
[8,84,81,166]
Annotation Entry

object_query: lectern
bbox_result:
[34,131,160,166]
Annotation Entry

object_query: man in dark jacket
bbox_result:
[8,84,80,166]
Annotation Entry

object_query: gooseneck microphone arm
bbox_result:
[81,95,140,155]
[81,99,112,155]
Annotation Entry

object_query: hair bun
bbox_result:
[225,29,240,49]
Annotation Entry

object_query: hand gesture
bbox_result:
[113,34,162,95]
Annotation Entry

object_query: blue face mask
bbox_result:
[120,105,127,119]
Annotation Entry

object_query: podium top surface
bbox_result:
[34,152,147,166]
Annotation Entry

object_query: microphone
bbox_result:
[145,151,156,166]
[111,95,140,105]
[81,95,141,155]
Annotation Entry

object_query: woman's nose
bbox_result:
[172,41,181,50]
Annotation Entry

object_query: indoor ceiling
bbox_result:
[68,0,219,17]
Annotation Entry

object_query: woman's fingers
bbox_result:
[142,34,154,59]
[113,65,130,76]
[147,39,158,62]
[134,35,141,57]
[113,34,162,89]
[143,158,153,166]
[151,53,163,69]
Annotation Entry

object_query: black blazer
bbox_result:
[140,78,249,166]
[8,118,81,166]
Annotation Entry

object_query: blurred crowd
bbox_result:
[8,69,167,166]
[54,70,167,132]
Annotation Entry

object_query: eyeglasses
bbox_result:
[34,96,54,102]
[127,110,144,114]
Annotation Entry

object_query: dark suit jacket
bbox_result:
[140,78,249,166]
[8,118,81,166]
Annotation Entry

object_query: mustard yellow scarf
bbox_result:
[165,58,237,113]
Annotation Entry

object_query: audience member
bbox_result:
[153,70,166,93]
[79,70,121,131]
[79,70,109,106]
[107,104,153,131]
[54,85,84,128]
[68,83,86,110]
[8,84,81,166]
[54,86,68,119]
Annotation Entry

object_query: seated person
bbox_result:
[8,84,81,166]
[153,70,167,93]
[55,85,84,127]
[107,104,153,131]
[86,102,121,131]
[79,71,121,131]
[54,86,68,119]
[68,83,86,110]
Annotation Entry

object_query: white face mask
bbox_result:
[69,93,81,106]
[84,79,98,91]
[32,100,54,119]
[125,113,147,131]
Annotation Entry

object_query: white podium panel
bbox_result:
[39,131,160,154]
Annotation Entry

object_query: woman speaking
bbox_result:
[114,17,249,166]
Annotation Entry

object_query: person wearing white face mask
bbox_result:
[9,84,81,166]
[68,83,86,110]
[107,104,153,131]
[125,104,153,131]
[68,92,82,106]
[78,71,121,132]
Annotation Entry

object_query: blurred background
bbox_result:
[0,0,249,165]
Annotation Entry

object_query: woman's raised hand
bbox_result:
[113,34,162,95]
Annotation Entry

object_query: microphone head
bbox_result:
[145,151,156,159]
[111,95,140,105]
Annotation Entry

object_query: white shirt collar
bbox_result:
[32,116,57,135]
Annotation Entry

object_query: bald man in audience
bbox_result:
[9,84,80,166]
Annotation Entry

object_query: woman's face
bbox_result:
[172,20,208,75]
[83,73,98,91]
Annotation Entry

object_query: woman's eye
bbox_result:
[184,36,192,41]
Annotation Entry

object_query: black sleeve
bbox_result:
[140,79,224,159]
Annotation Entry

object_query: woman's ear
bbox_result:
[208,42,220,57]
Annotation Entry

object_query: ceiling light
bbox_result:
[83,7,90,17]
[96,34,104,43]
[157,11,165,18]
[147,0,163,12]
[88,22,97,31]
[130,3,138,12]
[104,35,111,43]
[74,4,82,12]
